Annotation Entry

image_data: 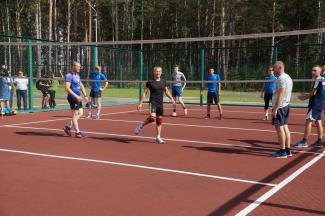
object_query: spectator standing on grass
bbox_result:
[48,71,64,109]
[271,61,293,158]
[260,67,277,120]
[39,74,51,109]
[0,69,14,115]
[14,70,29,110]
[293,65,325,148]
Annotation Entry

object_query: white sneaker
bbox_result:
[172,112,177,117]
[134,124,143,135]
[87,114,92,119]
[155,137,165,144]
[96,114,100,120]
[184,108,188,116]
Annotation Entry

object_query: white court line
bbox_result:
[91,118,315,136]
[165,107,306,116]
[235,150,325,216]
[4,125,324,156]
[0,148,276,187]
[4,109,138,127]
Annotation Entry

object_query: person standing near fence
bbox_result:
[0,69,14,115]
[171,65,188,117]
[14,70,29,110]
[63,62,88,138]
[87,66,108,119]
[205,67,223,120]
[48,71,64,109]
[260,67,277,120]
[271,61,293,158]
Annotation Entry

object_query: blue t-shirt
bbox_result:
[89,72,107,91]
[207,74,220,93]
[65,73,81,99]
[264,75,277,94]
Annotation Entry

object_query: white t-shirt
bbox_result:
[14,77,29,90]
[272,72,293,108]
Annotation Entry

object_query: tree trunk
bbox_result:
[221,0,227,80]
[270,0,276,64]
[35,0,42,77]
[48,0,53,73]
[16,0,23,67]
[6,0,12,72]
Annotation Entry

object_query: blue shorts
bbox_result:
[306,107,322,121]
[272,105,290,126]
[172,86,183,97]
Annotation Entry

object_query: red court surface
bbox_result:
[0,104,324,216]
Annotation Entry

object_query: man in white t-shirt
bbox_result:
[14,70,29,110]
[271,61,293,158]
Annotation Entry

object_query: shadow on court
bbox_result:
[88,136,151,144]
[244,200,325,215]
[183,146,273,157]
[207,148,318,215]
[228,139,278,147]
[16,131,66,137]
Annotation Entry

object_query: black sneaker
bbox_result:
[286,149,293,157]
[75,132,85,138]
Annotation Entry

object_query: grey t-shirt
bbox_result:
[172,71,186,87]
[272,72,293,108]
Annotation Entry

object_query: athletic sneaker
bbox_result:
[263,115,269,121]
[87,113,92,119]
[134,124,143,135]
[63,125,72,136]
[96,114,100,120]
[293,140,308,148]
[271,150,287,158]
[155,137,165,144]
[75,132,85,138]
[205,114,211,119]
[286,149,293,157]
[184,108,188,116]
[313,140,324,147]
[172,112,177,117]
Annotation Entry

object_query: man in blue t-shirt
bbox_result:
[261,67,277,120]
[294,65,325,148]
[205,67,223,120]
[63,61,88,138]
[87,66,108,119]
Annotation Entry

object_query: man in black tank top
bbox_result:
[134,66,175,144]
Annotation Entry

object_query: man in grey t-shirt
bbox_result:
[171,65,187,116]
[271,61,293,158]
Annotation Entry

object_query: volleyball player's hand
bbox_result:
[272,109,278,118]
[137,103,142,111]
[76,95,83,102]
[298,94,308,101]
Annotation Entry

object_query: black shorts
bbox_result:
[272,105,290,126]
[149,102,163,116]
[90,89,102,98]
[40,87,49,97]
[207,92,220,104]
[67,97,83,110]
[264,93,273,110]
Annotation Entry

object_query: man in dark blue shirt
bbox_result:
[294,65,324,147]
[205,67,223,120]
